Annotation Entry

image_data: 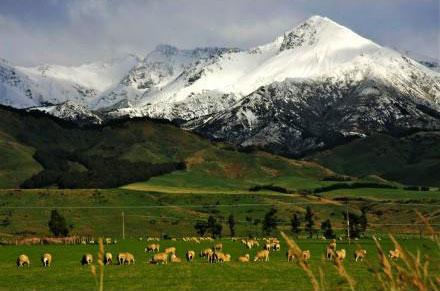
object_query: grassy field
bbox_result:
[0,237,438,290]
[0,187,438,239]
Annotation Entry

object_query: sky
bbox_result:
[0,0,439,66]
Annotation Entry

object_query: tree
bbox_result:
[320,219,335,239]
[304,206,315,238]
[343,211,368,239]
[290,213,301,237]
[262,207,278,235]
[207,215,223,238]
[194,221,208,236]
[48,209,70,237]
[228,214,236,237]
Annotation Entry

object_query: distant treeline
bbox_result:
[249,184,291,194]
[249,182,397,195]
[312,182,397,193]
[21,149,186,188]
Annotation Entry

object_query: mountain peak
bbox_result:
[280,15,376,52]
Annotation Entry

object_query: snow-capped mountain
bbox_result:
[188,78,440,156]
[94,15,439,122]
[0,54,140,109]
[1,15,439,156]
[93,45,240,113]
[30,100,102,125]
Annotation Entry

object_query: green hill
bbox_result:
[308,132,440,186]
[0,106,334,190]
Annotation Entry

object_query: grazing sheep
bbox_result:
[326,239,337,260]
[208,252,216,263]
[81,253,93,265]
[213,252,230,263]
[245,239,259,249]
[389,249,400,260]
[214,243,223,251]
[145,243,160,253]
[264,243,272,251]
[335,249,346,263]
[164,247,176,255]
[17,254,30,267]
[125,253,135,265]
[286,249,295,262]
[326,246,335,261]
[254,250,270,262]
[354,249,367,262]
[200,248,213,259]
[238,254,250,263]
[117,253,127,265]
[302,250,311,261]
[186,250,195,262]
[170,254,182,263]
[41,253,52,267]
[151,252,168,264]
[104,252,112,265]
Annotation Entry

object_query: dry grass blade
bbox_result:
[416,211,435,236]
[372,236,395,290]
[333,256,356,291]
[280,231,320,291]
[97,238,104,291]
[372,231,439,291]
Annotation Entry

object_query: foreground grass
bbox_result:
[0,238,438,290]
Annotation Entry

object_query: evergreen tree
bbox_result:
[228,214,236,237]
[290,213,301,237]
[194,221,208,236]
[262,207,278,235]
[48,209,70,237]
[320,219,335,239]
[304,206,315,238]
[343,211,367,239]
[207,215,223,238]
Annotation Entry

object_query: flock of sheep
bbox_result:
[15,237,402,268]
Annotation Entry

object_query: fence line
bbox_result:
[1,202,439,209]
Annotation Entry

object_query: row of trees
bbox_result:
[47,207,367,239]
[193,207,368,239]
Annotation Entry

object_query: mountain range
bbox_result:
[1,15,439,158]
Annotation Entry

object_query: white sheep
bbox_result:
[41,253,52,267]
[81,253,93,265]
[17,254,30,267]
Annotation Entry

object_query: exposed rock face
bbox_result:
[189,78,440,157]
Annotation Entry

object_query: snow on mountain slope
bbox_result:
[1,14,439,157]
[0,54,140,109]
[30,100,102,124]
[189,78,440,156]
[402,51,440,73]
[0,58,41,108]
[17,54,140,93]
[93,45,238,109]
[101,15,439,120]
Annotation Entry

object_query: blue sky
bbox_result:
[0,0,438,66]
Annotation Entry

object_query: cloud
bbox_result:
[0,0,438,66]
